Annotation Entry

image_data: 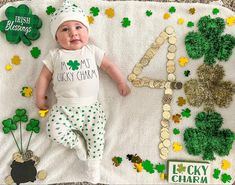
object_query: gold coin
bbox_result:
[159,142,164,149]
[132,79,144,87]
[161,127,169,133]
[160,147,169,155]
[160,153,168,160]
[140,57,150,66]
[168,45,177,53]
[167,53,175,60]
[37,170,47,180]
[155,37,165,46]
[165,88,173,95]
[128,73,137,82]
[163,104,171,111]
[133,66,142,75]
[149,80,155,88]
[168,74,176,81]
[167,60,175,66]
[161,120,169,127]
[161,130,170,139]
[159,31,169,39]
[163,139,171,147]
[5,176,13,185]
[146,48,157,59]
[168,37,177,44]
[165,26,175,35]
[167,66,175,73]
[163,111,171,120]
[164,82,171,89]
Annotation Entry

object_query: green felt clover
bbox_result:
[13,109,28,123]
[184,111,235,161]
[185,15,235,65]
[67,60,80,71]
[26,119,40,133]
[46,5,56,15]
[30,47,41,58]
[90,7,100,16]
[121,17,131,28]
[0,4,42,46]
[2,118,17,134]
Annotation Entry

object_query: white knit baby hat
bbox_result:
[50,0,90,39]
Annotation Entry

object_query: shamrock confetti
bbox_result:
[181,108,191,118]
[90,7,100,16]
[11,55,21,65]
[46,6,56,15]
[177,18,185,25]
[155,163,165,173]
[221,160,231,170]
[177,164,186,173]
[169,6,176,14]
[226,16,235,26]
[163,13,170,19]
[87,16,94,24]
[177,97,186,106]
[5,64,13,71]
[21,87,33,97]
[142,160,155,174]
[121,17,131,28]
[30,47,41,58]
[146,10,152,17]
[112,156,123,167]
[67,60,80,70]
[172,114,181,123]
[178,57,189,67]
[105,8,115,18]
[213,168,221,179]
[187,21,194,28]
[0,4,42,46]
[212,8,220,15]
[184,70,191,77]
[221,173,232,183]
[173,128,180,135]
[173,142,183,152]
[134,163,143,172]
[189,8,196,14]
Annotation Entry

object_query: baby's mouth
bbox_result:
[70,39,81,43]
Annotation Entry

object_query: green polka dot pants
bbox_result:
[47,101,106,160]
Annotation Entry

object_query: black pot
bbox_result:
[10,160,37,185]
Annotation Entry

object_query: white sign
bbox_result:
[168,160,211,184]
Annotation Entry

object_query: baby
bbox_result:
[36,0,130,183]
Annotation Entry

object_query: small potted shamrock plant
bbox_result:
[2,108,41,184]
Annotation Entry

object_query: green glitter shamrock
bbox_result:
[185,15,235,65]
[112,156,123,167]
[184,70,190,77]
[155,163,165,173]
[146,10,152,17]
[212,8,219,15]
[121,17,131,28]
[184,111,235,161]
[46,5,56,15]
[187,21,194,28]
[90,7,100,16]
[221,173,232,183]
[173,128,180,135]
[169,6,176,14]
[67,60,80,71]
[142,160,155,174]
[30,47,41,58]
[213,168,221,179]
[0,4,42,46]
[181,108,191,118]
[177,164,186,173]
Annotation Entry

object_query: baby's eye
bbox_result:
[76,26,82,30]
[62,27,69,32]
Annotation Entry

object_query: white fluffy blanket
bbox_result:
[0,0,234,184]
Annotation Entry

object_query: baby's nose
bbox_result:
[70,29,78,36]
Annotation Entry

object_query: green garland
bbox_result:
[184,111,235,161]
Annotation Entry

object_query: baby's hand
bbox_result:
[36,97,48,110]
[118,82,131,96]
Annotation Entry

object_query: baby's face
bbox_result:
[56,21,88,50]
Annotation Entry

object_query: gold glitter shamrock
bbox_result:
[184,64,235,111]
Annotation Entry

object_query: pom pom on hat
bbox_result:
[50,0,89,39]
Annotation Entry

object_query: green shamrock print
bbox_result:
[121,17,131,28]
[46,5,56,15]
[30,47,41,58]
[185,15,235,65]
[177,164,186,173]
[67,60,80,71]
[181,108,191,118]
[0,4,42,46]
[2,118,17,134]
[90,7,100,16]
[26,119,40,133]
